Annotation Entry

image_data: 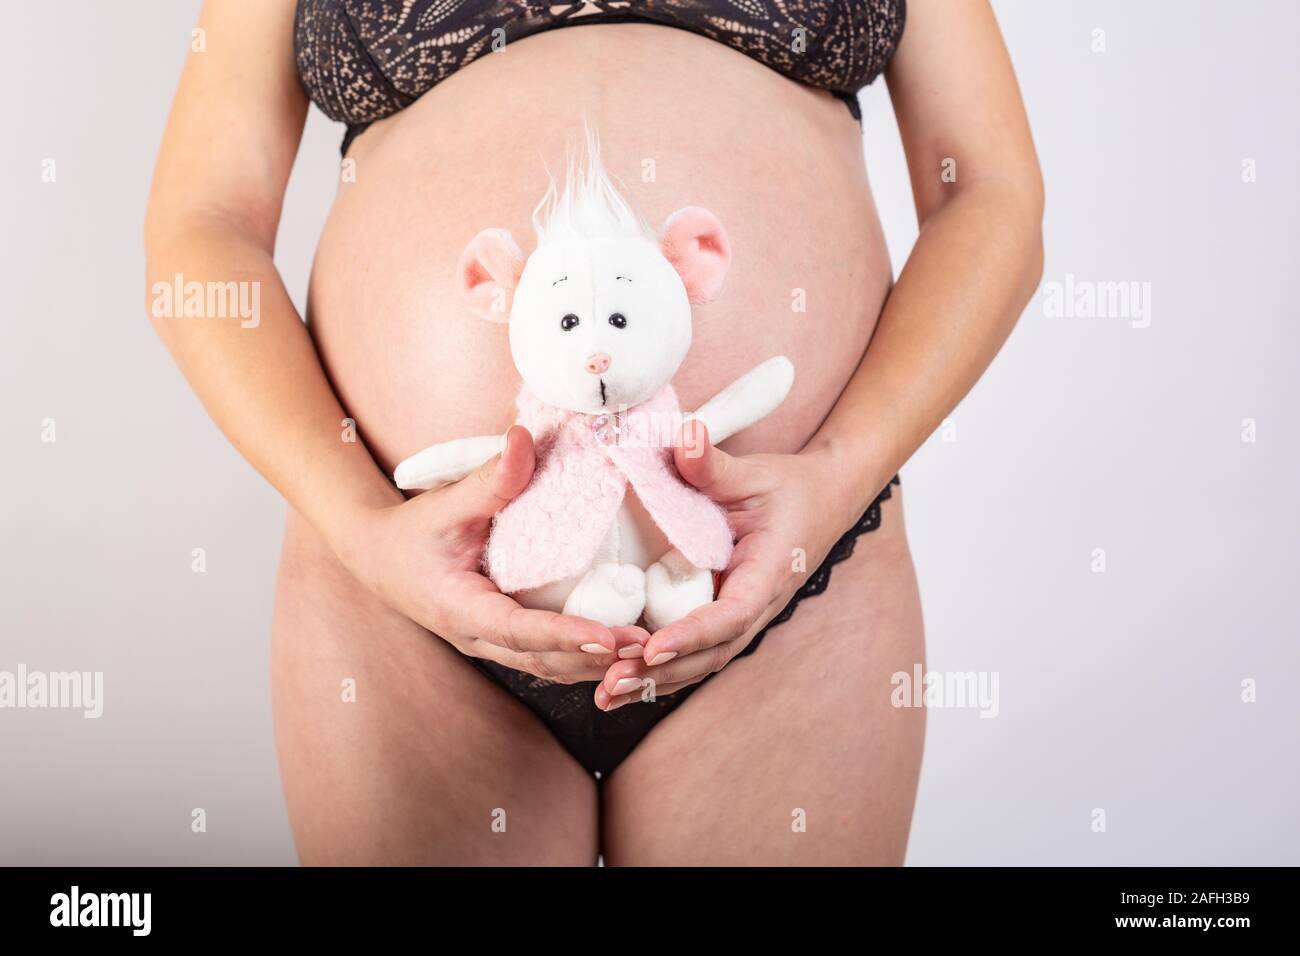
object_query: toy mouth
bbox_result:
[599,378,607,406]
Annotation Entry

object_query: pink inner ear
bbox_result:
[457,228,526,323]
[660,206,732,305]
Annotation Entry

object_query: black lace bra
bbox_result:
[295,1,906,153]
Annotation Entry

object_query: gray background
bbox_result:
[1,1,1296,865]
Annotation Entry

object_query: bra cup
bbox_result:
[295,0,406,123]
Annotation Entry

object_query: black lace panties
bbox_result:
[466,476,900,777]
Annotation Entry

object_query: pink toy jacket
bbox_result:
[484,384,734,593]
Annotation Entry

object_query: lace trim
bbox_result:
[744,474,899,641]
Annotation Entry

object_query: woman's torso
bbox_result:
[304,19,896,473]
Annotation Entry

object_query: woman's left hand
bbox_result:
[594,419,864,711]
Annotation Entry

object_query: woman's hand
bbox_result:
[345,426,649,684]
[594,420,869,710]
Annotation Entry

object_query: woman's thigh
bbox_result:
[271,508,598,865]
[602,491,926,865]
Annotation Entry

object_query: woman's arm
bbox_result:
[147,0,627,672]
[144,0,400,553]
[808,0,1045,528]
[600,0,1044,704]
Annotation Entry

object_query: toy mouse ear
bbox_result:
[457,228,527,323]
[660,206,732,305]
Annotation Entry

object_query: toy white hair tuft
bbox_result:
[532,121,653,246]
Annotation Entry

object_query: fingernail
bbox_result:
[580,643,610,655]
[611,678,642,695]
[618,645,645,659]
[605,696,631,712]
[647,651,677,666]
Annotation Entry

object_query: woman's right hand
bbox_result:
[341,426,645,683]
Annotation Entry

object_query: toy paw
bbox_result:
[563,563,646,628]
[643,560,714,632]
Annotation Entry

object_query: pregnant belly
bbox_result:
[306,23,893,475]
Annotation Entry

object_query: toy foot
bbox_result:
[563,563,646,628]
[643,558,714,632]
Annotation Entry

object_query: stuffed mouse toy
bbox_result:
[395,137,793,631]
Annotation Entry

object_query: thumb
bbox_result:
[674,419,749,502]
[449,425,536,518]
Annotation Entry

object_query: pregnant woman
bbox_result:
[145,0,1042,865]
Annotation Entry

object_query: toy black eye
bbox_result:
[560,313,580,331]
[608,313,627,329]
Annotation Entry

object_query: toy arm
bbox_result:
[393,434,507,491]
[689,356,794,445]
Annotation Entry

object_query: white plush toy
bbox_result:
[395,136,793,631]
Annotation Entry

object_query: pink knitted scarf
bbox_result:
[484,384,734,593]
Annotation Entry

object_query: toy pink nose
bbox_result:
[584,352,611,375]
